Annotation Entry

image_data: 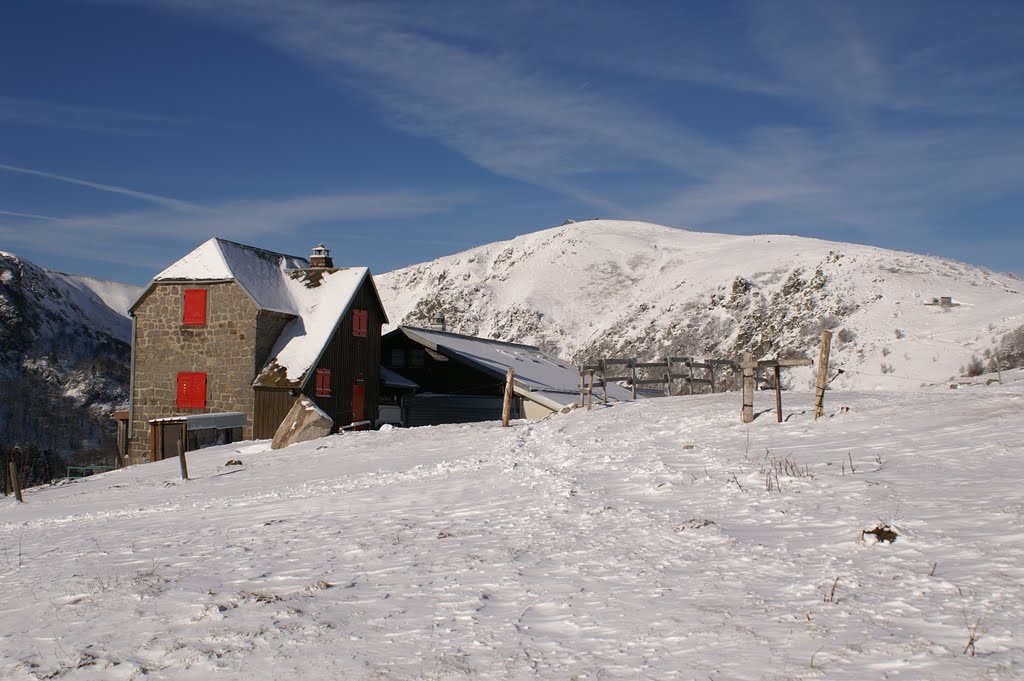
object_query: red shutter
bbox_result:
[352,309,368,337]
[176,372,207,408]
[183,289,207,326]
[191,372,207,408]
[176,372,191,408]
[315,368,332,397]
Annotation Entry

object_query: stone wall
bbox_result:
[128,282,262,464]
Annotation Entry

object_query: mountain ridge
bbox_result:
[376,219,1024,390]
[0,251,141,467]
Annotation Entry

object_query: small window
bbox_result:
[409,348,426,368]
[390,348,405,367]
[352,309,368,337]
[176,372,207,409]
[182,289,207,326]
[315,368,332,397]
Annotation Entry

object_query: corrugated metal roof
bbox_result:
[395,326,634,410]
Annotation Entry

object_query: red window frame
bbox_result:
[315,368,332,397]
[182,289,207,326]
[176,372,207,409]
[352,309,368,337]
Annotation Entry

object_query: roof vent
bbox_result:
[310,244,333,268]
[429,314,447,332]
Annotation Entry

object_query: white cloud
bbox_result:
[0,163,202,212]
[0,187,471,267]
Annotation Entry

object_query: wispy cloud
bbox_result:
[0,163,202,212]
[117,0,1022,237]
[0,96,183,136]
[74,0,1024,264]
[0,187,472,268]
[0,209,59,221]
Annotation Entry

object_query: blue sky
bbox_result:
[2,0,1022,285]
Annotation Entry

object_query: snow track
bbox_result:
[2,379,1023,679]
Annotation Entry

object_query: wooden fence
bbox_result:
[578,356,740,404]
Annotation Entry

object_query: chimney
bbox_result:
[310,244,333,268]
[430,314,447,332]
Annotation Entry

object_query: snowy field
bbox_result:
[2,378,1023,680]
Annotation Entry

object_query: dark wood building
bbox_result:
[381,326,633,426]
[127,239,386,464]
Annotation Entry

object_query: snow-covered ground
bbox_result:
[2,377,1023,680]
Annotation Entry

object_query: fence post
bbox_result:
[708,358,716,393]
[630,358,637,400]
[177,436,189,481]
[814,331,833,420]
[600,359,608,404]
[741,353,755,423]
[586,370,594,411]
[9,461,23,502]
[774,365,783,423]
[502,368,515,426]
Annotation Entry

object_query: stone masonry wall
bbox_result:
[128,282,261,464]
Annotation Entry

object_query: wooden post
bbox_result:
[814,331,833,420]
[578,368,585,408]
[177,435,189,481]
[741,352,755,423]
[685,359,693,395]
[708,358,716,394]
[502,368,515,426]
[586,370,594,411]
[774,365,783,423]
[630,358,637,400]
[600,359,608,404]
[9,461,23,502]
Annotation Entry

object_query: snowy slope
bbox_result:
[0,252,140,456]
[377,220,1024,391]
[48,271,140,342]
[2,375,1022,679]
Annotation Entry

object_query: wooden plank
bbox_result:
[631,378,673,385]
[602,358,633,365]
[634,361,669,369]
[604,375,632,383]
[688,362,712,370]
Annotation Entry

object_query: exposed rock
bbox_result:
[271,396,334,449]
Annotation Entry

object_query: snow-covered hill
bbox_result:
[0,251,141,460]
[377,220,1024,390]
[3,377,1022,679]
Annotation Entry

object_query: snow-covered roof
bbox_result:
[149,412,246,431]
[145,238,309,314]
[253,267,372,389]
[395,326,633,411]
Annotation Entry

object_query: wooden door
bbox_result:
[352,384,366,426]
[160,423,185,460]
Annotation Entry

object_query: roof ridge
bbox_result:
[212,237,308,265]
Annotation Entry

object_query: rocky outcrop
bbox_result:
[271,396,334,449]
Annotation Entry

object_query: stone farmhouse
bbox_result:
[126,238,386,464]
